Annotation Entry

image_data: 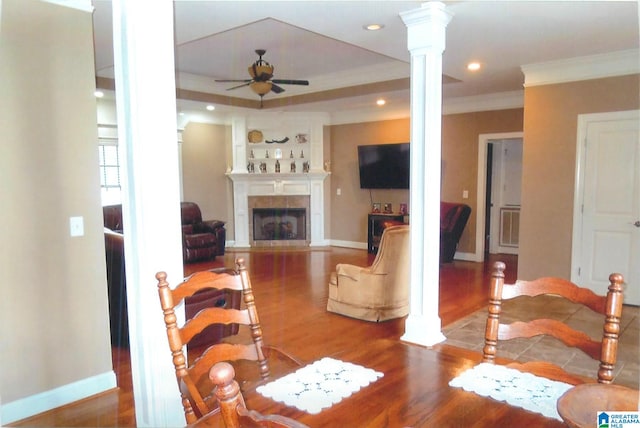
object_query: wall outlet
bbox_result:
[462,190,469,199]
[69,216,84,237]
[336,188,341,196]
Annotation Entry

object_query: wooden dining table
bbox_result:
[195,338,567,427]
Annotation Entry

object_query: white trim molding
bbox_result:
[1,371,116,425]
[522,49,640,87]
[330,240,368,250]
[443,90,524,115]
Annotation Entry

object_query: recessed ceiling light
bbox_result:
[364,23,384,31]
[467,62,481,71]
[94,90,104,98]
[206,105,215,111]
[376,98,386,106]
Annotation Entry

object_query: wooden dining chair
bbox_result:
[482,261,625,385]
[156,258,303,425]
[209,362,309,428]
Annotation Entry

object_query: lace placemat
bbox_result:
[256,357,383,414]
[448,363,572,420]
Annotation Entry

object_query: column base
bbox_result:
[400,313,446,347]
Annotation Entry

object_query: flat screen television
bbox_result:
[357,143,410,189]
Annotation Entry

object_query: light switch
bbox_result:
[336,188,342,196]
[462,190,469,199]
[69,216,84,237]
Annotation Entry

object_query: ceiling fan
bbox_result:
[215,49,309,106]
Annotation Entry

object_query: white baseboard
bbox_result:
[329,240,367,250]
[453,251,477,262]
[1,370,117,425]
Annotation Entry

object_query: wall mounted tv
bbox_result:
[358,143,410,189]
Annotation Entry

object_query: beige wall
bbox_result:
[441,109,524,253]
[329,109,523,251]
[329,120,410,243]
[519,74,640,279]
[0,0,112,408]
[181,122,234,237]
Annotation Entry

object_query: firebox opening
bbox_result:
[253,208,307,241]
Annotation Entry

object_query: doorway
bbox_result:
[487,138,523,254]
[475,132,524,262]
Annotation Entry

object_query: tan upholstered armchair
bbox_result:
[327,225,410,322]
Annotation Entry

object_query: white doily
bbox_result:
[256,357,383,414]
[448,363,573,420]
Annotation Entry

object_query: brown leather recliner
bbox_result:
[180,202,226,262]
[102,202,226,263]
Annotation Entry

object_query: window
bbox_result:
[98,143,122,206]
[98,124,121,206]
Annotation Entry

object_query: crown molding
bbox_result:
[443,91,524,115]
[522,49,640,87]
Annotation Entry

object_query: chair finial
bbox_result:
[493,261,506,277]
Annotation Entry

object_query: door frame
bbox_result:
[488,138,522,255]
[570,109,640,283]
[474,132,524,262]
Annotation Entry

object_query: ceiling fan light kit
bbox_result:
[250,81,273,96]
[216,49,309,107]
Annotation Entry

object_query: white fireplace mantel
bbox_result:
[227,112,330,248]
[228,172,329,247]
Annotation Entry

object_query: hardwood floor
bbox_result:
[9,248,516,427]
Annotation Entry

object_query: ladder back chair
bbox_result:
[483,261,625,385]
[209,362,309,428]
[157,258,302,424]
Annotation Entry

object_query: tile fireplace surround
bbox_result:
[250,196,310,247]
[228,172,329,247]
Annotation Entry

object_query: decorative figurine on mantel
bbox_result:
[290,161,296,173]
[259,162,267,173]
[247,162,255,173]
[300,150,304,158]
[303,161,310,173]
[290,150,294,158]
[275,159,281,173]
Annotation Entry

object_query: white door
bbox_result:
[572,111,640,305]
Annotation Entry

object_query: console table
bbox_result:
[368,213,406,253]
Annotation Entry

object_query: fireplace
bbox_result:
[247,195,311,247]
[253,208,306,241]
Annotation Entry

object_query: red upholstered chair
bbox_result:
[439,202,471,263]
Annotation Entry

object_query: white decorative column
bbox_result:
[112,0,185,426]
[400,2,453,346]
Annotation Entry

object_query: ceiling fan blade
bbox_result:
[271,79,309,86]
[271,84,285,94]
[226,82,252,90]
[215,79,252,83]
